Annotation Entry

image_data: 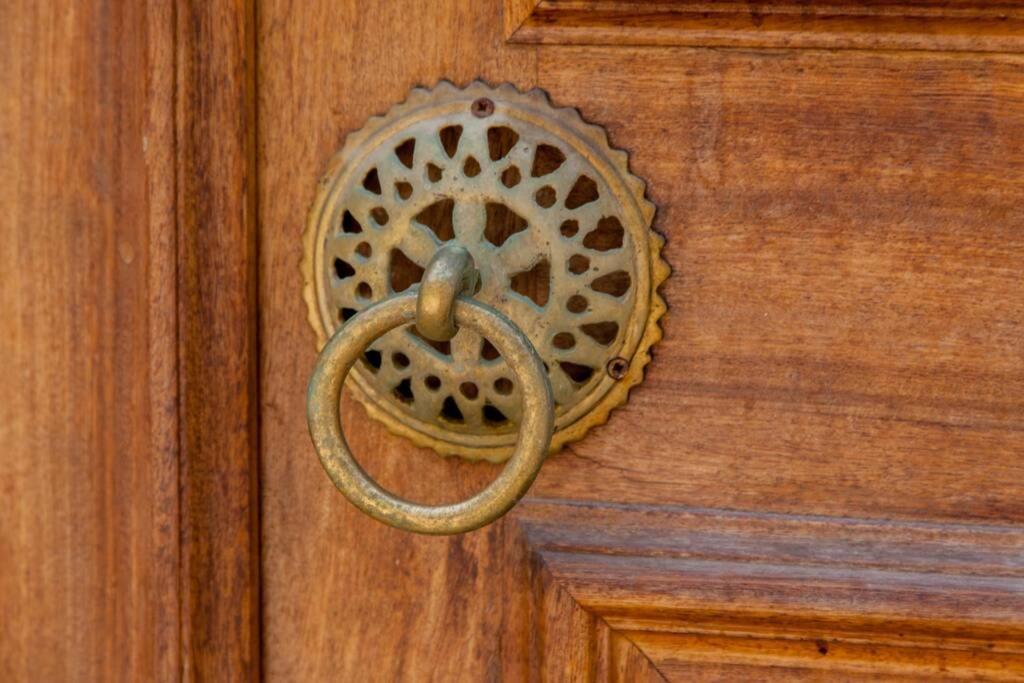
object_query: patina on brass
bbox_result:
[303,81,667,460]
[416,245,479,342]
[307,245,554,534]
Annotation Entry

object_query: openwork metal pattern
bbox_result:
[303,81,667,461]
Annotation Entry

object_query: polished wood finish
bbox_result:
[531,45,1024,523]
[176,1,262,678]
[0,1,260,680]
[258,3,535,678]
[517,501,1024,679]
[259,0,1024,679]
[0,2,179,679]
[507,0,1024,52]
[5,0,1023,678]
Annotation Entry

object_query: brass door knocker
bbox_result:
[308,245,553,534]
[303,81,667,533]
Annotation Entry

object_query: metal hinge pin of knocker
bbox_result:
[306,244,554,534]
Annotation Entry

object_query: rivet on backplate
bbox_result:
[471,97,494,118]
[606,357,629,380]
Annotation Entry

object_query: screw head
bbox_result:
[471,97,494,118]
[606,357,629,380]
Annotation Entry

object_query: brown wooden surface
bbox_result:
[5,0,1023,678]
[259,0,1024,679]
[0,1,179,679]
[0,1,261,680]
[517,501,1024,679]
[508,0,1024,52]
[258,2,536,677]
[176,0,262,679]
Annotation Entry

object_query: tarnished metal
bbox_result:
[303,81,668,461]
[307,245,554,534]
[416,245,479,342]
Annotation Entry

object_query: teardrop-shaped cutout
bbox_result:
[333,258,355,280]
[389,248,424,292]
[482,404,508,425]
[481,338,501,361]
[531,144,565,177]
[559,361,594,385]
[440,396,464,422]
[394,138,415,169]
[393,378,414,403]
[510,259,550,307]
[580,321,619,345]
[341,210,362,234]
[487,126,519,161]
[565,175,599,209]
[583,216,624,251]
[362,168,381,195]
[590,271,631,298]
[413,198,455,242]
[484,202,528,247]
[439,125,462,158]
[362,349,382,371]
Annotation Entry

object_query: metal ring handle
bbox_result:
[306,291,554,535]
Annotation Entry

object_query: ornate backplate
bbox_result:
[303,81,667,461]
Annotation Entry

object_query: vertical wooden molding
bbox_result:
[146,0,183,679]
[1,0,182,679]
[176,0,261,680]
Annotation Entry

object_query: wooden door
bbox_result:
[5,1,1024,681]
[258,1,1024,680]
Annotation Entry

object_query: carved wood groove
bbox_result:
[527,539,667,681]
[176,0,261,679]
[506,0,1024,52]
[513,499,1024,680]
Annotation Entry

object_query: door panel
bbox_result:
[0,3,180,679]
[258,0,1024,679]
[3,2,263,680]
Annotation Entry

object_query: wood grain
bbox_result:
[507,0,1024,52]
[533,46,1024,523]
[176,0,262,680]
[0,0,262,678]
[526,541,666,681]
[258,0,1024,679]
[0,1,179,680]
[515,500,1024,679]
[258,1,537,679]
